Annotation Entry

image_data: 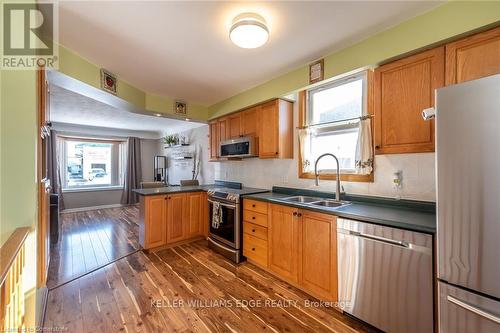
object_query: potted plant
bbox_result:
[163,135,177,147]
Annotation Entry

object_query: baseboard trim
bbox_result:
[61,203,128,213]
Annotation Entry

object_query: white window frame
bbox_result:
[60,136,126,192]
[302,70,370,176]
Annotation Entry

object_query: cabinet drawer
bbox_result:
[243,199,268,214]
[243,210,268,227]
[243,234,268,267]
[243,222,268,241]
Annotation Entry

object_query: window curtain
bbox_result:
[48,130,65,209]
[298,128,312,173]
[121,137,142,205]
[355,116,373,175]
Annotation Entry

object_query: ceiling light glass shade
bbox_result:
[230,13,269,49]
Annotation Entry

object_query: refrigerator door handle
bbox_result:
[447,295,500,325]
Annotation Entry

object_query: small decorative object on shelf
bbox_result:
[100,69,117,95]
[309,59,324,84]
[163,134,177,147]
[174,100,187,115]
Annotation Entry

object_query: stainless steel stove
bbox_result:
[207,181,267,263]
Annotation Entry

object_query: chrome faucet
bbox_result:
[314,153,341,201]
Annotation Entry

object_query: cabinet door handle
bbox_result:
[375,145,380,149]
[297,213,302,217]
[293,212,297,216]
[252,204,256,208]
[252,216,255,220]
[252,229,256,233]
[251,247,255,251]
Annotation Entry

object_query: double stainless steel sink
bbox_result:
[279,195,351,209]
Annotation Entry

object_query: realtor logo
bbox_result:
[1,2,58,69]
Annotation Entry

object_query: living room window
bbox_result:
[298,70,374,182]
[60,137,126,190]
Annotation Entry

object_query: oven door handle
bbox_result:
[208,198,237,209]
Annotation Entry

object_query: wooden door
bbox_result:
[241,107,258,137]
[145,195,167,248]
[228,113,242,139]
[374,46,444,154]
[209,121,219,160]
[258,100,279,158]
[218,118,229,143]
[166,193,186,243]
[268,204,299,283]
[299,210,337,301]
[446,26,500,85]
[184,192,204,238]
[37,68,50,288]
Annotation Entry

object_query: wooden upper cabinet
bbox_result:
[228,113,243,139]
[258,99,293,159]
[208,121,219,161]
[299,210,337,301]
[166,193,186,244]
[374,46,444,154]
[218,117,229,143]
[446,26,500,85]
[184,192,204,238]
[268,204,299,283]
[241,107,258,137]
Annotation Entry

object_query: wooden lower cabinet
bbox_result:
[139,191,207,250]
[268,204,300,283]
[299,210,338,301]
[265,203,338,303]
[185,191,205,238]
[166,193,186,244]
[139,195,167,249]
[243,233,268,267]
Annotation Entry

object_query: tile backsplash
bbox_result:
[213,152,435,202]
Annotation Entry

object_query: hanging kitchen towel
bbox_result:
[212,201,223,229]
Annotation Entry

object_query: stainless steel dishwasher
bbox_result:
[337,218,434,333]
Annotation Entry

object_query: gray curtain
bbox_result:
[121,137,142,205]
[47,130,65,210]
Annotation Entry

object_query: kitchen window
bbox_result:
[60,137,126,190]
[298,70,374,182]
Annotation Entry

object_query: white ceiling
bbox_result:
[50,84,205,137]
[58,1,442,106]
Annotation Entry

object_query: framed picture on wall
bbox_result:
[100,69,117,95]
[174,100,187,115]
[309,59,324,84]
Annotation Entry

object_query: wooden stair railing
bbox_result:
[0,227,30,331]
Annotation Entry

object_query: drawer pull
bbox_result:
[252,204,256,207]
[252,216,255,220]
[252,248,255,251]
[252,229,256,232]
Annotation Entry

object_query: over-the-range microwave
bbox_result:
[220,136,257,158]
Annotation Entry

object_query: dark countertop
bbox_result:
[133,185,216,196]
[244,190,436,234]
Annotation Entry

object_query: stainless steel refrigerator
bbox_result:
[436,74,500,332]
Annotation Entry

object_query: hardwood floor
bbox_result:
[46,206,140,289]
[45,240,378,333]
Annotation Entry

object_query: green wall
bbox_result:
[58,45,209,121]
[208,1,500,118]
[0,69,38,245]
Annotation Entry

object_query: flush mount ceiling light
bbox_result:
[229,13,269,49]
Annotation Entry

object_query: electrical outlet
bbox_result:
[282,175,288,184]
[392,170,403,190]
